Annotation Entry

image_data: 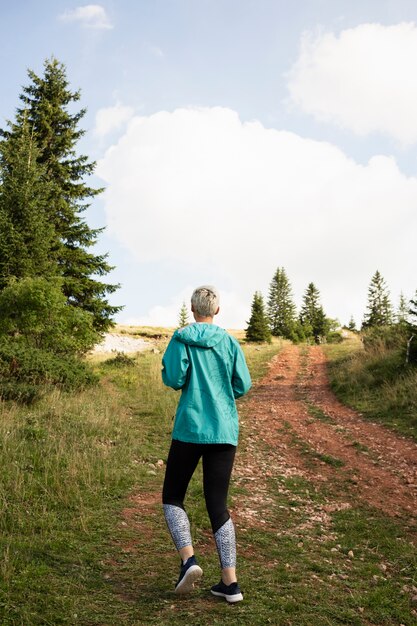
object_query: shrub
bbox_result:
[103,352,136,368]
[362,325,409,353]
[326,331,343,344]
[288,320,310,344]
[0,337,97,403]
[0,277,99,355]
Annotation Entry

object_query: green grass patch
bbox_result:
[305,401,335,424]
[350,440,371,454]
[315,452,345,467]
[241,337,284,382]
[1,336,416,625]
[323,338,417,441]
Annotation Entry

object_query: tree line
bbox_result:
[0,58,119,401]
[246,267,417,356]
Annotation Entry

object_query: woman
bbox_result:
[161,285,252,603]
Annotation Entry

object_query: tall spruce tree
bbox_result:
[362,270,393,328]
[246,292,271,343]
[299,282,329,342]
[0,117,56,284]
[267,267,296,338]
[1,58,120,331]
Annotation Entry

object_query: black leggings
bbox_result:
[162,439,236,534]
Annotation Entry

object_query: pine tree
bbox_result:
[0,117,56,285]
[1,58,120,331]
[362,271,393,328]
[299,282,329,342]
[246,292,271,343]
[347,316,357,332]
[397,292,410,325]
[178,302,189,328]
[267,267,297,338]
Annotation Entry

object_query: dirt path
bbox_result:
[107,343,417,623]
[234,344,417,530]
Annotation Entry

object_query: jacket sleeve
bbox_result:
[232,343,252,399]
[162,337,189,390]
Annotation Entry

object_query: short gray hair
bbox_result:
[191,285,220,317]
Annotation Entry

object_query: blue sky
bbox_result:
[1,1,416,328]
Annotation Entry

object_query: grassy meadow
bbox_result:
[0,330,416,625]
[323,334,417,441]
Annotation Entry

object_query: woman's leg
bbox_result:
[202,444,237,584]
[162,440,201,559]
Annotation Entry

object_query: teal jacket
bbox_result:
[162,323,252,446]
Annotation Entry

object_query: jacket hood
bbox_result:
[174,323,226,348]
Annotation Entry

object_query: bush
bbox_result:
[288,320,310,344]
[0,337,97,403]
[0,278,99,402]
[103,352,136,368]
[0,277,99,355]
[0,382,40,404]
[362,325,409,353]
[326,331,344,344]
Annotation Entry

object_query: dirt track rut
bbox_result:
[234,344,417,526]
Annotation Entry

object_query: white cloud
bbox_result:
[288,22,417,144]
[148,44,164,59]
[94,103,134,138]
[97,106,417,327]
[59,4,113,30]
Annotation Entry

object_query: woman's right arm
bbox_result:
[162,338,189,390]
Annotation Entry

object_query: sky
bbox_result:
[1,0,416,329]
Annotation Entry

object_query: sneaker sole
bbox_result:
[175,565,203,594]
[211,590,244,603]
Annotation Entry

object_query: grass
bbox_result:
[0,329,416,625]
[115,325,174,340]
[305,402,335,424]
[240,337,285,380]
[323,335,417,441]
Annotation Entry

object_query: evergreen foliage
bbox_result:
[347,316,357,332]
[289,319,310,343]
[299,282,330,342]
[396,292,410,325]
[362,270,393,329]
[267,267,297,338]
[0,57,120,332]
[246,292,271,343]
[0,118,55,285]
[178,302,189,328]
